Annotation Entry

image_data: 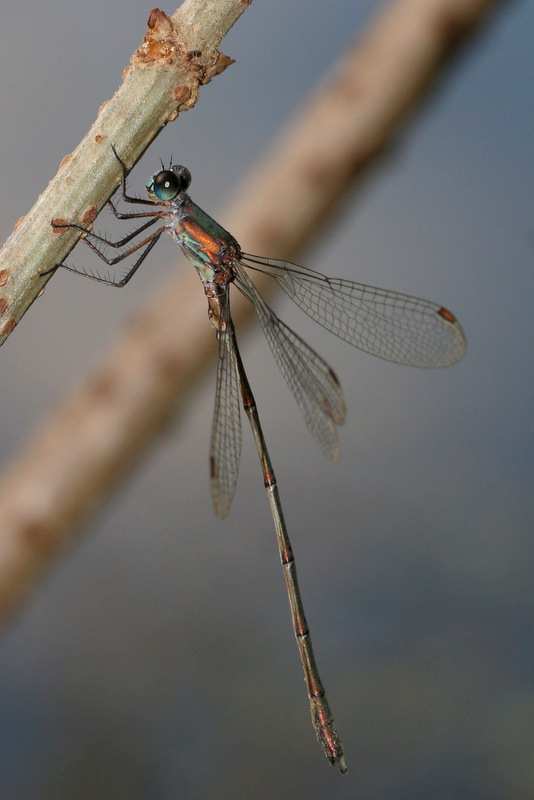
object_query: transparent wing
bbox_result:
[235,264,346,460]
[242,255,466,368]
[210,289,242,518]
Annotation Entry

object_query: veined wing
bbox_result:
[210,289,242,518]
[242,255,466,368]
[235,263,346,460]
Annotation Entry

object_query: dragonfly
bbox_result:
[49,145,466,773]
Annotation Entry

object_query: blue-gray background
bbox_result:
[0,1,533,797]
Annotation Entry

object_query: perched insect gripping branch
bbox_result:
[47,146,466,772]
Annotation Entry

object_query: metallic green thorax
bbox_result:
[171,195,240,284]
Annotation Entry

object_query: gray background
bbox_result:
[0,1,533,797]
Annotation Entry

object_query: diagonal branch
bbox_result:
[0,1,248,346]
[0,0,503,620]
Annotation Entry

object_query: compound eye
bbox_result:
[172,165,192,192]
[152,170,180,200]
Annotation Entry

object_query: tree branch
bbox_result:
[0,0,503,620]
[0,1,248,346]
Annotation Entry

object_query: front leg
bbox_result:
[111,144,160,208]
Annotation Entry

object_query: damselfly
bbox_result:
[49,146,466,773]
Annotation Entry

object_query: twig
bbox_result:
[0,1,248,347]
[0,0,503,620]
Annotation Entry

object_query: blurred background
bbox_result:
[0,0,533,797]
